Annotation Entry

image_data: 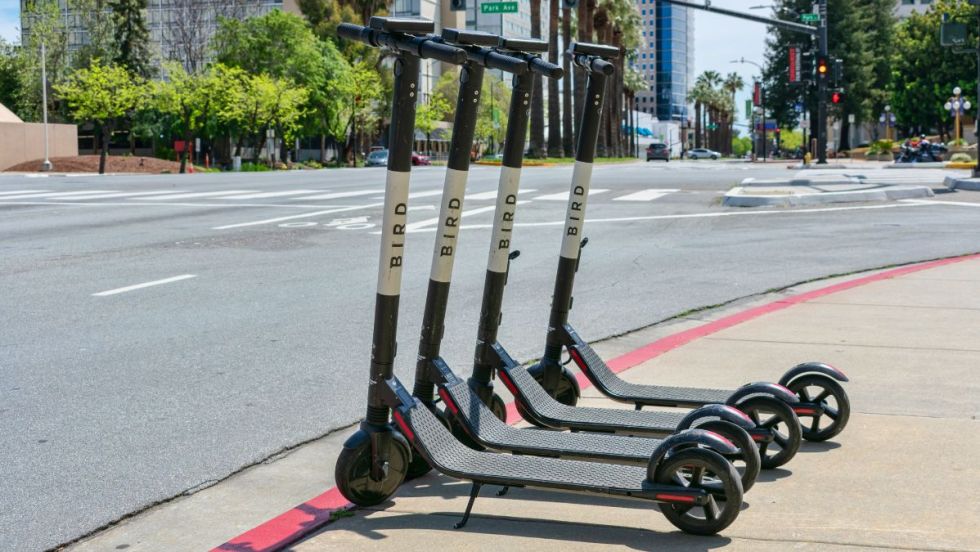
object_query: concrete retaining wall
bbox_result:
[0,122,78,171]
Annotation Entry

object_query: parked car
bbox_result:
[366,149,388,167]
[688,148,720,160]
[412,152,431,166]
[646,142,670,162]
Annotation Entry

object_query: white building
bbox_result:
[895,0,933,19]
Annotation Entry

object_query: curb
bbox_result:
[723,185,934,207]
[944,175,980,191]
[212,253,980,552]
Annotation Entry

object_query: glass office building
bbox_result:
[633,1,693,124]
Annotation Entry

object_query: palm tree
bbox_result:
[722,72,745,155]
[547,0,562,157]
[528,0,545,158]
[688,81,712,149]
[623,65,647,157]
[561,6,574,156]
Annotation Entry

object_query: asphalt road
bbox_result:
[2,161,979,551]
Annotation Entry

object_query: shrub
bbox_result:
[950,152,973,163]
[240,162,271,172]
[867,139,894,156]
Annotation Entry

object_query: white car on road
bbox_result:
[687,148,721,160]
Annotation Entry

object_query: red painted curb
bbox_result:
[215,253,979,551]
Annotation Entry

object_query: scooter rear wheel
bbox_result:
[693,420,760,492]
[786,375,850,442]
[335,432,411,506]
[736,396,801,469]
[655,448,743,535]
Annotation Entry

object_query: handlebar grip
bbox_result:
[419,39,467,64]
[337,23,368,43]
[529,57,564,79]
[484,50,528,75]
[592,58,615,76]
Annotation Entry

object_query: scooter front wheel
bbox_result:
[528,364,581,407]
[655,448,743,535]
[335,431,411,506]
[694,420,760,492]
[786,375,850,442]
[736,396,801,469]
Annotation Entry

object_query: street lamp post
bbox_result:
[879,105,895,142]
[40,40,52,172]
[732,57,766,162]
[944,87,971,143]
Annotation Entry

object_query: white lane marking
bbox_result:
[92,274,197,297]
[0,190,114,199]
[24,174,50,178]
[404,201,530,233]
[213,203,385,230]
[141,190,257,200]
[370,189,444,200]
[406,202,931,232]
[465,189,537,201]
[216,190,320,199]
[901,199,980,208]
[613,189,680,202]
[0,200,345,209]
[60,190,187,200]
[0,190,48,196]
[534,189,609,201]
[300,189,382,200]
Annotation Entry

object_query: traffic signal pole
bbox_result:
[658,0,828,163]
[816,0,828,164]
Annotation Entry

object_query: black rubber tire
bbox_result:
[489,393,507,422]
[528,364,580,407]
[406,408,450,479]
[736,396,802,469]
[694,420,760,493]
[786,375,851,442]
[654,448,743,535]
[335,432,411,507]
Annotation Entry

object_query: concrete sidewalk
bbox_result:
[69,257,980,551]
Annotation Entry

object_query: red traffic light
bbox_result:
[831,91,843,104]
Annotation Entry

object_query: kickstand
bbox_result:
[454,483,483,529]
[496,486,510,497]
[634,404,643,411]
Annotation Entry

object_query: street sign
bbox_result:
[788,47,801,83]
[941,22,968,47]
[481,1,518,14]
[800,13,820,23]
[745,99,752,120]
[794,103,803,113]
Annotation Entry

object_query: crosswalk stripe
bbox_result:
[0,190,114,199]
[371,189,445,200]
[300,189,382,200]
[405,201,531,233]
[0,190,49,196]
[534,189,609,201]
[465,189,537,201]
[61,190,189,200]
[216,190,321,199]
[140,190,257,200]
[613,189,679,202]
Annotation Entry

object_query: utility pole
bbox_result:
[40,40,53,172]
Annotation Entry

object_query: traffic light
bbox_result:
[450,0,465,11]
[832,59,844,84]
[817,57,829,80]
[800,51,814,82]
[831,90,844,104]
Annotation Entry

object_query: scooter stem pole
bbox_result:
[470,69,537,397]
[413,61,487,403]
[542,55,610,367]
[365,52,421,424]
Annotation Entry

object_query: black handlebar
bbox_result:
[529,57,564,79]
[335,23,467,65]
[483,50,529,75]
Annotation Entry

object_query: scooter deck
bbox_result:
[440,378,660,464]
[396,397,661,495]
[492,344,689,435]
[565,324,733,408]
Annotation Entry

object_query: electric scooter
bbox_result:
[334,19,746,535]
[408,34,760,490]
[462,41,796,470]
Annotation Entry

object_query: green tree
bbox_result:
[55,60,144,174]
[151,62,214,173]
[528,0,545,158]
[722,73,745,155]
[415,95,450,157]
[218,71,309,165]
[17,0,71,122]
[890,0,976,139]
[0,39,18,111]
[110,0,154,78]
[72,0,119,69]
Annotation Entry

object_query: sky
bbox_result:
[0,0,770,124]
[693,0,770,128]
